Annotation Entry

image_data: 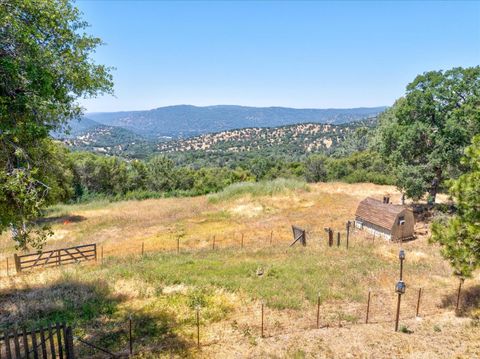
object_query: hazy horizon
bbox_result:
[76,1,479,112]
[83,103,388,115]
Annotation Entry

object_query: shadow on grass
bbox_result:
[440,284,480,317]
[36,214,87,225]
[0,278,191,357]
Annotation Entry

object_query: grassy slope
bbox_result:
[0,182,478,358]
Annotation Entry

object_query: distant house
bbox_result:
[355,197,415,241]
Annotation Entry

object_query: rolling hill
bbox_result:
[62,124,157,158]
[85,105,386,138]
[61,117,377,161]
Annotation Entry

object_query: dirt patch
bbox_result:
[229,203,264,218]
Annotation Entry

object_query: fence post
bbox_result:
[241,233,244,249]
[416,288,422,317]
[14,254,21,273]
[456,278,464,311]
[365,291,371,324]
[94,244,97,263]
[196,306,200,349]
[394,292,402,332]
[6,257,9,276]
[65,326,75,359]
[270,231,273,246]
[101,246,104,264]
[129,315,133,356]
[337,232,340,247]
[177,236,180,254]
[141,242,144,257]
[212,235,216,250]
[346,221,351,249]
[261,301,265,338]
[316,293,321,329]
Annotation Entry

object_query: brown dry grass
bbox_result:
[0,182,478,358]
[0,182,402,260]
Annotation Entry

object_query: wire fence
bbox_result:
[0,223,469,357]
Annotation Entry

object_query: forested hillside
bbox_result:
[80,105,385,138]
[60,117,376,161]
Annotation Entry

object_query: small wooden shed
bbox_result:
[355,197,414,241]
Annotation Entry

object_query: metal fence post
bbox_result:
[316,293,321,329]
[416,288,422,317]
[365,291,371,324]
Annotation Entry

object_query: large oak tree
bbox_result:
[376,67,480,202]
[0,0,113,249]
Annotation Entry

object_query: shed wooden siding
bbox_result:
[355,197,414,241]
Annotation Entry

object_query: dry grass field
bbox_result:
[0,182,479,358]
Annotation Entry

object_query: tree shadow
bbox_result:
[0,278,192,357]
[36,214,87,225]
[440,284,480,317]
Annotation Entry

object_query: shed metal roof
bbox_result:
[355,197,405,231]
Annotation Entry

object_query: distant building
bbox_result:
[355,197,415,241]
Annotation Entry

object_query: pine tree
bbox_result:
[431,135,480,277]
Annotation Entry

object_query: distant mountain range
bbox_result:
[61,105,386,139]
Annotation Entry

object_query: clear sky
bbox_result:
[76,0,480,112]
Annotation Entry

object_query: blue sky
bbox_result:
[77,1,480,112]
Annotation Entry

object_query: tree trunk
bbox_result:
[428,168,442,205]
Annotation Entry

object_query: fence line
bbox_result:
[1,223,466,355]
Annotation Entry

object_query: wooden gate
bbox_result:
[0,322,74,358]
[290,226,306,247]
[14,244,97,273]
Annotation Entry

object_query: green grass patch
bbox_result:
[102,244,391,310]
[208,178,309,203]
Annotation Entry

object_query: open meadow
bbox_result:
[1,182,479,358]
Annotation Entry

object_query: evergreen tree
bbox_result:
[431,135,480,277]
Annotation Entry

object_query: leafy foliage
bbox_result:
[376,67,480,201]
[0,0,113,249]
[304,151,395,185]
[431,135,480,277]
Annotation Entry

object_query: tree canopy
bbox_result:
[431,135,480,278]
[376,67,480,201]
[0,0,113,249]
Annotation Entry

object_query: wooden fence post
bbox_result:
[6,257,9,276]
[5,329,12,358]
[416,288,422,317]
[212,235,216,250]
[337,232,340,247]
[65,325,75,359]
[346,221,351,249]
[177,236,180,254]
[101,246,104,264]
[241,233,244,249]
[141,242,144,257]
[270,231,273,245]
[14,254,21,273]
